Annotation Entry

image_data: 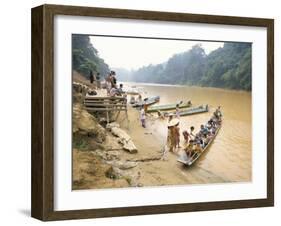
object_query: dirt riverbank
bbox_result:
[72,72,251,190]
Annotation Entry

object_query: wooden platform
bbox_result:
[84,96,128,123]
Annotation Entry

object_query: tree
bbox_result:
[72,35,110,77]
[128,43,252,91]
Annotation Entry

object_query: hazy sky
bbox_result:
[90,36,224,70]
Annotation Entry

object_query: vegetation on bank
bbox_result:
[72,34,110,77]
[122,43,252,91]
[72,34,252,91]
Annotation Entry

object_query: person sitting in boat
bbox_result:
[214,106,223,119]
[210,126,217,135]
[184,140,194,157]
[194,134,200,145]
[206,120,213,130]
[200,124,209,136]
[189,126,195,138]
[202,134,210,147]
[183,126,195,144]
[190,142,203,158]
[177,100,183,105]
[207,131,214,139]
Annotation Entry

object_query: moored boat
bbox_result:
[161,105,208,117]
[132,96,160,107]
[177,105,208,116]
[146,101,192,113]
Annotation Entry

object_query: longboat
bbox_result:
[177,105,208,116]
[146,101,192,113]
[132,96,160,107]
[177,121,222,166]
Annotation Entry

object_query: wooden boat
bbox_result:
[177,121,222,166]
[146,101,192,113]
[176,105,208,116]
[132,96,160,107]
[161,105,208,117]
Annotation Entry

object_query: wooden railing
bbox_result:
[84,96,128,123]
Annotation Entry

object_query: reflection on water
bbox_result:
[126,82,252,182]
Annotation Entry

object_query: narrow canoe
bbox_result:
[163,105,208,117]
[146,101,192,113]
[132,96,160,107]
[177,121,222,166]
[177,105,208,116]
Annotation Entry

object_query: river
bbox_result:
[124,82,252,183]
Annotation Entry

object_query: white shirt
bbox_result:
[140,109,146,120]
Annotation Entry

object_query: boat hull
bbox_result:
[132,96,160,107]
[177,122,222,166]
[146,102,192,113]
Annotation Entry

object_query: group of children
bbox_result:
[182,107,222,159]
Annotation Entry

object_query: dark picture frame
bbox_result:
[31,4,274,221]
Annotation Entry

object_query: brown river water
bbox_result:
[124,82,252,183]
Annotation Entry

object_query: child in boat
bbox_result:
[183,126,195,144]
[140,106,146,128]
[214,106,223,120]
[191,142,203,158]
[200,124,208,136]
[184,140,194,157]
[196,142,203,152]
[189,126,195,138]
[202,134,210,147]
[206,120,213,130]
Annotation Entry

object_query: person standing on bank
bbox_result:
[167,118,180,153]
[96,72,101,89]
[111,71,117,88]
[89,70,94,84]
[140,106,146,128]
[105,73,112,95]
[174,122,181,149]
